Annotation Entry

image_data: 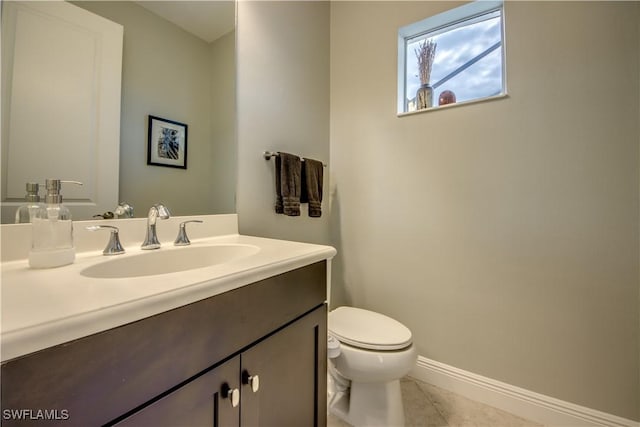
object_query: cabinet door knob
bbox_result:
[242,370,260,393]
[221,383,240,408]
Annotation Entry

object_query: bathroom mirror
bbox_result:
[0,0,236,223]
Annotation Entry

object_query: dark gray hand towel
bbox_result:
[275,152,301,216]
[301,158,323,217]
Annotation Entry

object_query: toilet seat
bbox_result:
[329,307,412,351]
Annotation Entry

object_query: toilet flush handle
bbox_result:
[242,370,260,393]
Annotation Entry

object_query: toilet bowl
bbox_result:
[328,306,417,427]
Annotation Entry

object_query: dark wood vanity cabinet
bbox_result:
[116,306,326,427]
[1,261,328,427]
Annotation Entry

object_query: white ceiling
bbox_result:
[135,1,235,43]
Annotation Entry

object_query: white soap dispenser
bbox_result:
[28,179,82,269]
[15,182,43,224]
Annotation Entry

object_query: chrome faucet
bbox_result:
[141,203,171,250]
[114,202,134,218]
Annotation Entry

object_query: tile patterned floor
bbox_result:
[328,377,543,427]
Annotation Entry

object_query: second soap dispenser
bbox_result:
[15,182,43,224]
[28,179,82,269]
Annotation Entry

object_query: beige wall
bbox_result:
[76,2,235,217]
[330,1,639,421]
[236,1,330,244]
[210,30,237,214]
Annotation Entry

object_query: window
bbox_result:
[397,1,506,114]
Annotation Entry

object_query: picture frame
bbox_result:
[147,115,188,169]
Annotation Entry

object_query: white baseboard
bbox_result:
[408,356,639,427]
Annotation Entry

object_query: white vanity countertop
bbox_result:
[1,234,336,362]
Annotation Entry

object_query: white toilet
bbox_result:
[327,306,417,427]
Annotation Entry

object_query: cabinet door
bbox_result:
[240,305,327,427]
[115,357,241,427]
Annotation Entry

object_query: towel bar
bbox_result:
[263,151,326,167]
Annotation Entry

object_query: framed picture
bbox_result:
[147,115,188,169]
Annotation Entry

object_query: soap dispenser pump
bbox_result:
[28,179,83,269]
[15,182,43,224]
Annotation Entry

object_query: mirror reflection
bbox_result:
[1,0,236,223]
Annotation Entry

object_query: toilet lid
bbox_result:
[328,307,413,351]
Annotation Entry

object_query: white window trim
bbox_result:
[397,0,506,115]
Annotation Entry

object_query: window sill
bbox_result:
[397,93,509,118]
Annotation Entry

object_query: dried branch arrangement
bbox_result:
[415,39,437,85]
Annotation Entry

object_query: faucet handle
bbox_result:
[93,211,115,220]
[174,220,203,246]
[86,225,125,255]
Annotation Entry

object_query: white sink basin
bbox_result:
[80,244,260,279]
